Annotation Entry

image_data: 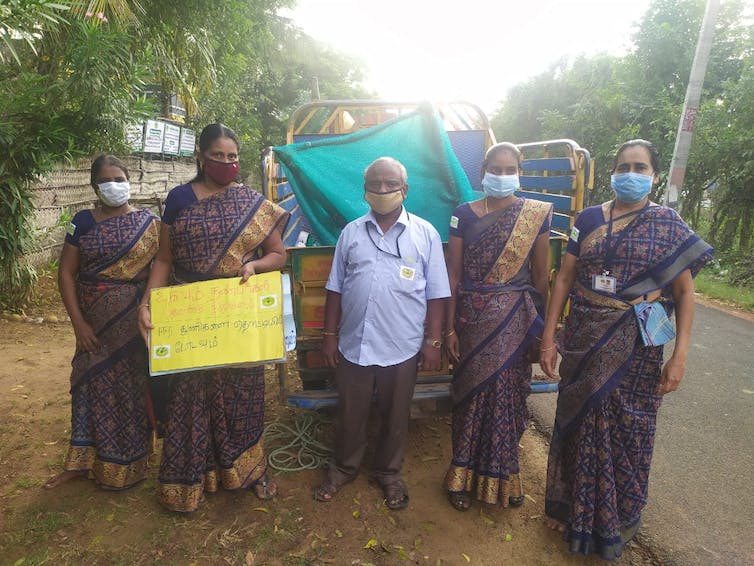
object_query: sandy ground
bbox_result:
[0,272,660,565]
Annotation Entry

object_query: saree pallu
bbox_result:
[545,204,712,559]
[158,185,288,512]
[445,199,551,505]
[67,209,159,489]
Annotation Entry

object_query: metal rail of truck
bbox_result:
[264,100,593,413]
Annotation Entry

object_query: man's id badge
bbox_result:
[592,274,616,293]
[399,266,416,280]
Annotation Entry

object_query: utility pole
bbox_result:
[665,0,721,209]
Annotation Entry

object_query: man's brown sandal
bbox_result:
[313,476,354,502]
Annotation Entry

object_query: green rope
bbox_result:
[264,411,334,472]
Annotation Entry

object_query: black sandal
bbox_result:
[382,479,409,510]
[448,491,472,511]
[313,475,354,503]
[508,495,525,507]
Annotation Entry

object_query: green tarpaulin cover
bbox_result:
[273,104,476,244]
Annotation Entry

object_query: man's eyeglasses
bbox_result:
[365,180,404,192]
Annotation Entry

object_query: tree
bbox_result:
[489,0,753,250]
[0,0,369,310]
[194,11,371,176]
[0,0,70,63]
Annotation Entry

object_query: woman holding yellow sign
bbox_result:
[138,123,289,512]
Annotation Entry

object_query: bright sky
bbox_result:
[281,0,653,115]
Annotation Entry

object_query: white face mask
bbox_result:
[97,181,130,207]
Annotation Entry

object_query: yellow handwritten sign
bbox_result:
[148,272,284,375]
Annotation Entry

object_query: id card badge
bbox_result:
[399,265,416,280]
[592,274,616,293]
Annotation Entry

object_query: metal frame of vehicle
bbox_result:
[265,100,593,411]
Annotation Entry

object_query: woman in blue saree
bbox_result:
[47,155,160,490]
[444,142,552,511]
[540,139,713,560]
[138,123,288,512]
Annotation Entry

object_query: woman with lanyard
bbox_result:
[540,139,713,559]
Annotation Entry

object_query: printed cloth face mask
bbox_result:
[97,181,130,207]
[482,172,519,198]
[204,158,240,185]
[365,189,404,215]
[611,172,652,203]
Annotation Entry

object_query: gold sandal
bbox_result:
[253,474,277,500]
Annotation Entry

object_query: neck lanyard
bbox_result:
[366,213,408,259]
[603,200,650,275]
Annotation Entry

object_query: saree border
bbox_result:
[65,445,149,490]
[82,210,159,278]
[99,217,159,280]
[453,293,543,405]
[483,199,552,285]
[157,438,267,513]
[553,306,637,440]
[214,197,289,276]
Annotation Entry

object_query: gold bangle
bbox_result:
[443,329,455,337]
[322,331,338,336]
[540,345,556,352]
[138,303,150,311]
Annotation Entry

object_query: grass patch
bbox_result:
[13,476,37,490]
[5,548,50,566]
[695,270,754,311]
[4,506,73,546]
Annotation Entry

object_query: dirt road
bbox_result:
[0,280,657,565]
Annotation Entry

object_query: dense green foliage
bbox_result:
[491,0,754,276]
[2,0,752,308]
[0,0,369,310]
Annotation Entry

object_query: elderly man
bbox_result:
[314,157,450,510]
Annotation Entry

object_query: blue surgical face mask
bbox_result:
[611,173,653,203]
[482,172,519,198]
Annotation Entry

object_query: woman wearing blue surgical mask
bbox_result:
[444,142,553,512]
[539,140,713,560]
[46,155,160,490]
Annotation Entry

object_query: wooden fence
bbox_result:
[28,156,195,266]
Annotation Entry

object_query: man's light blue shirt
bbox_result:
[326,207,450,367]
